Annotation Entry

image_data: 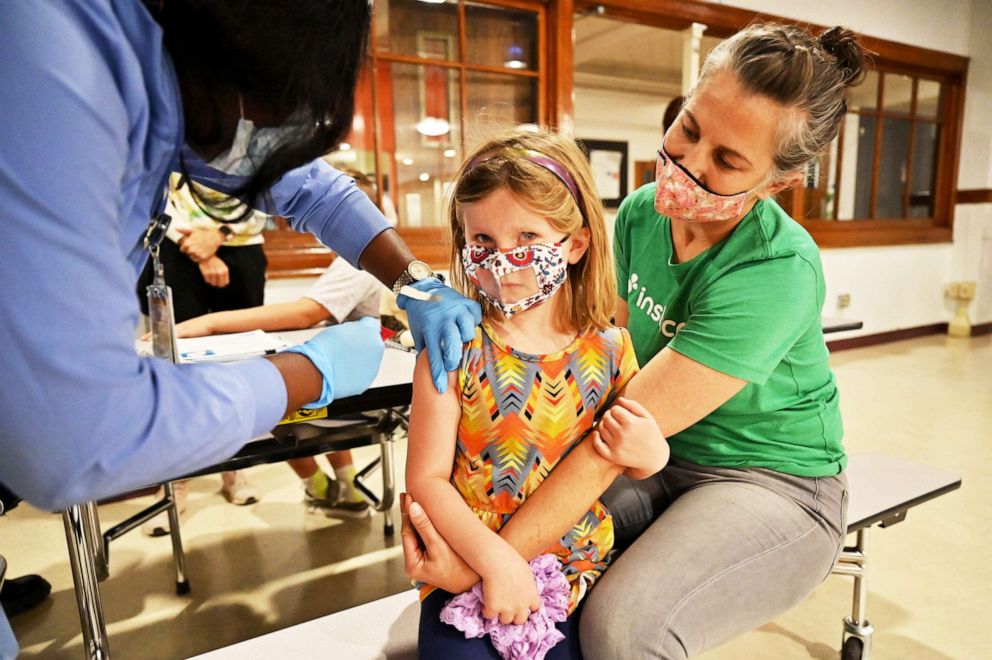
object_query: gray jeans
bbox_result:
[580,457,847,659]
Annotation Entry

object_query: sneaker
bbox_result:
[1,574,51,617]
[220,470,259,505]
[305,477,370,519]
[142,480,188,537]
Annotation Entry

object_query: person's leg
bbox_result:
[327,451,364,503]
[418,589,501,659]
[580,459,847,659]
[288,457,370,519]
[220,470,258,505]
[155,239,212,323]
[209,244,266,312]
[142,479,190,537]
[0,574,51,617]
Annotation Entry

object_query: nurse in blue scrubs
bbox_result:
[0,2,479,655]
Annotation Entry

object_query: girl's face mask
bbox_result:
[654,144,758,223]
[461,236,570,318]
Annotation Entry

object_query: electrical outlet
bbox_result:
[837,293,851,309]
[946,281,976,299]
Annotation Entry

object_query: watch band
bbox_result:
[392,260,434,295]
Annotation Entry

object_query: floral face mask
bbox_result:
[654,144,757,223]
[461,236,570,318]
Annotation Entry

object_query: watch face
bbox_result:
[409,261,433,280]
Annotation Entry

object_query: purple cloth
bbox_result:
[439,554,571,660]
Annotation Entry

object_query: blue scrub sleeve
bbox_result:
[180,147,393,269]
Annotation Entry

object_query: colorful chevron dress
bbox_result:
[445,321,639,613]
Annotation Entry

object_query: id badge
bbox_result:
[147,281,179,363]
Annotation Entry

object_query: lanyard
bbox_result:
[143,213,180,362]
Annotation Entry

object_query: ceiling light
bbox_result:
[416,117,451,137]
[402,158,414,166]
[419,172,431,182]
[444,149,457,158]
[503,45,527,70]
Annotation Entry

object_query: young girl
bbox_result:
[406,128,668,659]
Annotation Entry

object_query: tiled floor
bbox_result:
[4,334,989,659]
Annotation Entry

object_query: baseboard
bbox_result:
[826,323,947,351]
[972,322,992,337]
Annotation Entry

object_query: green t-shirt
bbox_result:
[614,183,845,477]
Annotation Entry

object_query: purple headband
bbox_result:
[466,147,582,207]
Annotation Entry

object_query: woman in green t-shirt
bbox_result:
[401,23,868,659]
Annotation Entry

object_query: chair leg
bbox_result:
[833,527,873,660]
[63,504,110,660]
[81,502,108,581]
[162,482,190,595]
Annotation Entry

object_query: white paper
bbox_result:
[136,330,289,363]
[590,149,623,200]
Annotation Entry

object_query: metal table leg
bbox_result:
[63,504,110,660]
[162,482,190,594]
[833,527,874,660]
[353,412,399,536]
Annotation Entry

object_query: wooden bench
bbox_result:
[192,453,960,660]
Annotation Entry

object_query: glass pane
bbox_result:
[374,0,459,62]
[882,73,914,113]
[909,122,940,218]
[876,118,912,218]
[465,72,538,151]
[376,62,463,228]
[917,79,942,119]
[848,70,879,112]
[325,64,376,173]
[850,115,876,219]
[810,137,839,219]
[465,3,538,71]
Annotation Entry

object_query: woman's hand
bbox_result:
[480,552,541,625]
[178,227,225,263]
[591,397,670,480]
[400,493,480,594]
[198,256,230,288]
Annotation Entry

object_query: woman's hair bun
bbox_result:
[818,26,867,87]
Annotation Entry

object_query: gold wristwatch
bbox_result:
[392,260,434,295]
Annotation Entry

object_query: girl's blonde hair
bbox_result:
[447,127,614,333]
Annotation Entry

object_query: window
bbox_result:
[265,0,548,275]
[570,0,968,249]
[777,67,960,246]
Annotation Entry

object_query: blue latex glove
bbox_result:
[283,317,385,408]
[397,278,482,393]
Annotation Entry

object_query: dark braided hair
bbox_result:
[158,0,371,218]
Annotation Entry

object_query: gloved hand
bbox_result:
[397,278,481,394]
[283,316,384,408]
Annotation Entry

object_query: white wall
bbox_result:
[572,0,992,335]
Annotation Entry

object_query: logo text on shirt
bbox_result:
[628,273,685,338]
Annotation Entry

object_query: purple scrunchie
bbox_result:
[439,554,571,660]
